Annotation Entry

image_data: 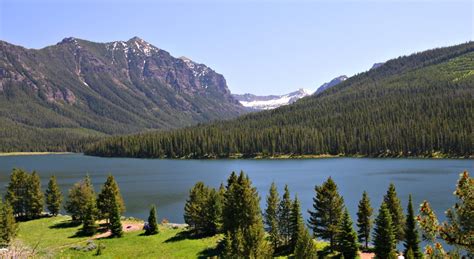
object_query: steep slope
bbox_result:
[314,75,348,95]
[0,37,245,151]
[232,88,312,110]
[86,42,474,158]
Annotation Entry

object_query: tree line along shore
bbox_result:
[0,169,472,258]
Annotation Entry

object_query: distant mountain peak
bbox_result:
[315,75,348,94]
[233,88,313,110]
[370,62,385,70]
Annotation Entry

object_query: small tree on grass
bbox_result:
[97,175,125,224]
[146,205,159,235]
[337,208,359,259]
[81,200,98,236]
[0,200,17,247]
[357,191,373,250]
[109,195,123,238]
[65,175,96,222]
[373,202,397,259]
[45,175,62,216]
[403,195,422,258]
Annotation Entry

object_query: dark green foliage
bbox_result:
[403,195,422,258]
[295,224,318,259]
[97,175,125,223]
[81,200,98,236]
[337,208,359,259]
[65,175,96,222]
[5,169,43,219]
[357,191,373,250]
[0,200,17,247]
[384,183,405,242]
[221,171,272,258]
[204,188,223,235]
[373,202,397,259]
[87,42,474,159]
[308,177,344,252]
[405,248,414,259]
[109,195,123,238]
[279,185,292,247]
[264,182,280,252]
[184,182,222,236]
[289,196,304,253]
[146,205,159,235]
[45,175,62,216]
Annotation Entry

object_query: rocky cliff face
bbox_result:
[0,37,244,136]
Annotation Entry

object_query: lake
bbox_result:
[0,154,472,225]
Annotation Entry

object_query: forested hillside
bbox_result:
[86,42,474,158]
[0,37,245,152]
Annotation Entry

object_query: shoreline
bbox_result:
[0,152,73,157]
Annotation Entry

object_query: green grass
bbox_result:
[17,216,221,258]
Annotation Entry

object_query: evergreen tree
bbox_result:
[337,208,359,259]
[45,175,62,216]
[146,205,159,235]
[373,202,397,259]
[264,182,280,252]
[294,225,318,259]
[6,169,31,218]
[97,175,125,223]
[279,185,292,247]
[81,199,98,236]
[109,195,123,238]
[221,171,272,258]
[65,175,96,222]
[289,196,304,253]
[405,248,415,259]
[357,191,373,250]
[26,171,44,219]
[403,195,422,258]
[383,183,405,242]
[308,177,344,252]
[0,200,17,247]
[183,182,210,235]
[204,188,223,235]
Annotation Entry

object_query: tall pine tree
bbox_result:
[279,185,292,248]
[109,194,123,238]
[183,182,210,235]
[337,208,359,259]
[264,182,280,252]
[295,225,318,259]
[403,195,422,258]
[97,175,125,224]
[27,171,44,219]
[65,175,96,223]
[357,191,373,250]
[373,202,397,259]
[0,200,17,247]
[289,196,304,253]
[5,168,29,218]
[308,177,344,252]
[45,175,62,216]
[384,183,405,242]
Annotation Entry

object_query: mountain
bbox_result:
[314,75,348,95]
[232,88,312,110]
[0,37,245,151]
[86,42,474,158]
[370,62,385,70]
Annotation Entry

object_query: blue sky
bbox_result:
[1,0,472,95]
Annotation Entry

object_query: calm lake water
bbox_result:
[0,154,472,225]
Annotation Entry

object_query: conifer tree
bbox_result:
[337,208,359,259]
[264,182,280,252]
[357,191,373,250]
[109,195,123,238]
[97,175,125,223]
[373,202,397,259]
[6,169,31,218]
[279,185,292,247]
[65,175,96,222]
[308,177,344,252]
[403,195,422,258]
[146,205,159,235]
[184,182,210,235]
[295,225,318,259]
[205,188,223,235]
[221,171,272,257]
[45,175,62,216]
[0,200,17,247]
[384,183,405,242]
[26,171,44,219]
[81,200,98,236]
[289,196,304,253]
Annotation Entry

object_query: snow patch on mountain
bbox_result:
[233,88,312,110]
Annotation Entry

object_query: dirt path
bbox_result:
[360,252,375,259]
[93,221,144,239]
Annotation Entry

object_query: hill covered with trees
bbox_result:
[86,42,474,158]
